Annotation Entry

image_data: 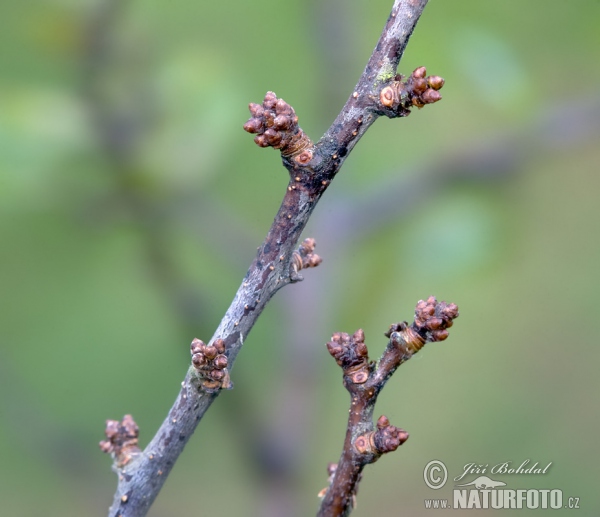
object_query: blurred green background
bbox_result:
[1,0,599,515]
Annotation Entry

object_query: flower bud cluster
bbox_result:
[191,338,232,392]
[326,329,371,384]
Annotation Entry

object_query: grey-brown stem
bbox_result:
[106,1,432,515]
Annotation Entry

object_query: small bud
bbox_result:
[432,329,449,341]
[427,317,444,330]
[192,354,206,368]
[275,98,293,115]
[377,415,390,429]
[191,338,205,355]
[413,66,427,79]
[254,134,268,147]
[356,341,368,357]
[213,338,226,354]
[422,89,442,104]
[243,118,263,134]
[427,75,445,90]
[248,103,264,117]
[204,346,217,360]
[210,369,224,381]
[273,115,292,130]
[412,78,427,95]
[353,329,365,343]
[214,355,228,370]
[263,91,277,109]
[264,128,282,146]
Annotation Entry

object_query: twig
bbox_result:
[318,297,459,516]
[102,1,440,515]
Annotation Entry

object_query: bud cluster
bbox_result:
[354,415,409,458]
[413,296,459,343]
[326,329,371,384]
[99,414,141,467]
[290,237,322,281]
[191,338,232,392]
[243,91,313,163]
[379,66,444,116]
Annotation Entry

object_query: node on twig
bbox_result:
[319,297,459,515]
[378,66,445,117]
[290,237,323,282]
[190,338,232,392]
[99,414,141,468]
[354,415,409,460]
[243,91,314,164]
[385,296,459,355]
[326,328,371,384]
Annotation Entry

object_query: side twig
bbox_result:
[102,1,439,515]
[318,297,459,516]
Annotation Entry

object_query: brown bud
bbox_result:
[413,66,427,79]
[427,317,444,330]
[422,89,442,104]
[243,118,263,134]
[356,341,368,357]
[264,128,282,146]
[104,419,120,439]
[305,254,322,268]
[353,329,365,343]
[432,329,449,341]
[254,134,268,147]
[213,338,226,354]
[275,98,293,115]
[427,75,445,90]
[263,91,277,109]
[192,354,206,368]
[99,440,112,453]
[210,369,224,381]
[273,115,292,130]
[412,78,427,95]
[300,237,316,254]
[442,303,459,319]
[204,346,217,360]
[190,338,205,355]
[214,355,228,370]
[248,103,264,117]
[377,415,390,429]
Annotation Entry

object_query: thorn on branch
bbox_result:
[243,91,314,164]
[290,237,323,282]
[378,66,445,117]
[99,414,141,468]
[354,415,409,460]
[326,328,371,384]
[190,338,232,392]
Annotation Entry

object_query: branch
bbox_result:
[102,1,441,515]
[318,297,459,516]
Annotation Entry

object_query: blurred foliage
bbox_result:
[1,0,599,515]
